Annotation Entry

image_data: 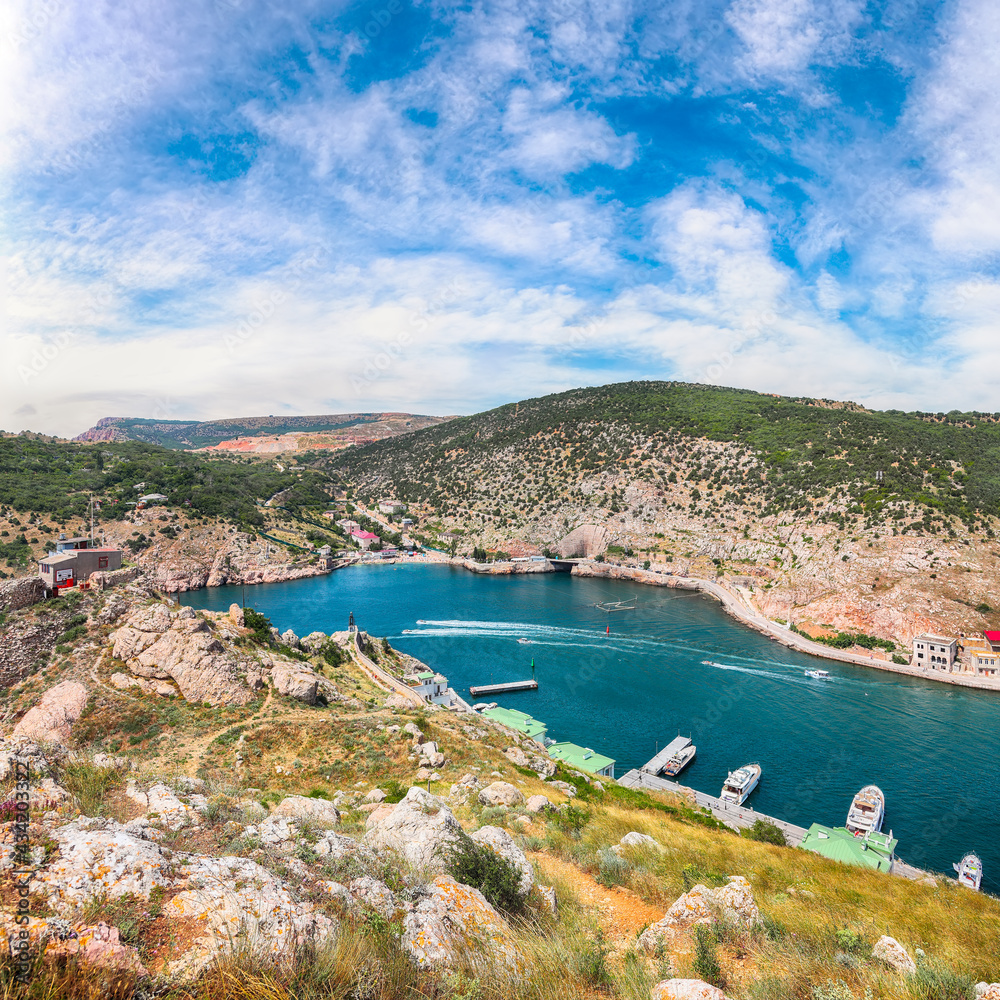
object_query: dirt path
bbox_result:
[529,852,662,944]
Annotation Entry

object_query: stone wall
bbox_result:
[0,576,46,612]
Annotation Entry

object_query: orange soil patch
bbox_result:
[529,852,662,943]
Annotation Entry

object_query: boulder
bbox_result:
[110,604,255,706]
[280,629,300,648]
[548,780,576,798]
[363,786,462,870]
[526,794,552,814]
[228,604,244,627]
[470,826,534,895]
[448,774,480,803]
[537,884,557,916]
[620,832,660,850]
[504,746,530,767]
[270,661,320,704]
[126,782,197,831]
[271,795,340,826]
[365,788,387,803]
[976,984,1000,1000]
[46,921,148,975]
[13,681,88,744]
[402,875,520,971]
[478,781,524,807]
[872,935,917,975]
[300,631,328,653]
[639,876,760,954]
[404,723,424,743]
[651,980,730,1000]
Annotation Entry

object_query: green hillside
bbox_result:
[335,381,1000,535]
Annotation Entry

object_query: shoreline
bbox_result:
[568,561,1000,693]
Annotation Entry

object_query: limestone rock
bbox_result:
[270,661,320,703]
[504,746,529,767]
[448,774,480,803]
[13,681,88,743]
[271,795,340,826]
[620,832,661,850]
[280,629,300,648]
[537,884,557,916]
[526,794,552,813]
[639,876,762,954]
[348,876,397,918]
[300,631,328,653]
[46,921,148,975]
[478,781,524,807]
[228,604,244,627]
[402,875,519,971]
[975,984,1000,1000]
[651,979,730,1000]
[549,780,576,798]
[470,826,534,895]
[125,782,197,831]
[872,935,917,974]
[364,786,462,870]
[110,604,255,706]
[365,788,386,803]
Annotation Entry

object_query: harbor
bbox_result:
[180,562,1000,892]
[468,679,538,696]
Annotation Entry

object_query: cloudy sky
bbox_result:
[3,0,1000,436]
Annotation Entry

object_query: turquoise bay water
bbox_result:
[183,564,998,891]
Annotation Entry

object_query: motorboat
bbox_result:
[846,785,885,836]
[804,669,831,680]
[517,638,534,644]
[953,852,983,891]
[720,763,761,805]
[662,743,697,777]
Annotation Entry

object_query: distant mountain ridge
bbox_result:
[74,413,451,451]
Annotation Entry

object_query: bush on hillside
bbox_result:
[741,819,788,846]
[444,833,528,915]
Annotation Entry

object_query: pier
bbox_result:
[619,768,809,846]
[468,679,539,697]
[642,736,694,775]
[619,766,933,882]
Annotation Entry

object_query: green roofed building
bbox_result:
[799,824,897,873]
[547,742,616,779]
[480,707,548,743]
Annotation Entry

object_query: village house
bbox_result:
[39,534,122,591]
[911,633,959,671]
[351,530,379,550]
[378,499,406,515]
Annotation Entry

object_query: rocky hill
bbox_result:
[0,576,996,999]
[74,412,451,452]
[334,382,1000,644]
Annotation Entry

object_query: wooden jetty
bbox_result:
[468,679,538,697]
[641,736,693,775]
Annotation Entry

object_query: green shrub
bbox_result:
[59,760,127,818]
[912,960,976,1000]
[572,930,612,989]
[833,927,864,954]
[741,819,788,846]
[243,607,274,645]
[383,779,407,804]
[444,833,528,915]
[693,925,724,988]
[595,847,632,888]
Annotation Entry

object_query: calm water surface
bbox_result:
[183,563,999,891]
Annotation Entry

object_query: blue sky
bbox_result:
[3,0,1000,435]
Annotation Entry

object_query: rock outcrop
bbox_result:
[13,681,88,743]
[402,875,520,972]
[651,980,730,1000]
[639,877,760,953]
[478,781,524,807]
[364,786,462,870]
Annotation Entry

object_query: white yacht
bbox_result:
[953,852,983,891]
[845,785,885,836]
[804,669,831,680]
[720,763,761,805]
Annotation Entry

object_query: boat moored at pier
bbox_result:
[954,852,983,890]
[720,763,761,805]
[846,785,885,837]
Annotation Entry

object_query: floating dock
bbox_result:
[641,736,693,775]
[468,679,538,697]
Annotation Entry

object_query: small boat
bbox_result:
[804,669,831,680]
[953,852,983,891]
[517,638,534,644]
[663,743,697,777]
[595,598,638,612]
[720,763,761,805]
[846,785,885,836]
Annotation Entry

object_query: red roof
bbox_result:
[351,531,379,539]
[985,631,1000,642]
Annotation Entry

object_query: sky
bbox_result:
[3,0,1000,437]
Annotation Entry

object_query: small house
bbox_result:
[351,530,380,550]
[39,547,122,590]
[912,634,958,671]
[547,742,616,779]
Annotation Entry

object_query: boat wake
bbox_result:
[700,660,819,689]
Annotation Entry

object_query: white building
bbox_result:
[912,634,959,671]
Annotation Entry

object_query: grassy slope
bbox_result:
[8,586,995,1000]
